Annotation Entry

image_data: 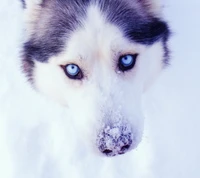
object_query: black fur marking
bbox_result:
[21,0,26,8]
[124,19,170,45]
[22,0,90,80]
[162,34,171,65]
[22,0,171,80]
[22,56,35,82]
[97,0,171,64]
[97,0,170,45]
[22,0,90,61]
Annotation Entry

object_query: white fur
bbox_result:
[34,5,164,151]
[0,1,165,178]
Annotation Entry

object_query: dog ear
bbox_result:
[21,0,26,8]
[21,0,45,9]
[136,0,162,14]
[22,0,46,38]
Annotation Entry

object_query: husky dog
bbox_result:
[21,0,170,157]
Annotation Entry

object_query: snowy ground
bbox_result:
[0,0,200,178]
[144,1,200,177]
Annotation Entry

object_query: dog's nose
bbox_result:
[97,125,133,156]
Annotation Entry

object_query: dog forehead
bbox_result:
[23,0,169,63]
[61,5,129,62]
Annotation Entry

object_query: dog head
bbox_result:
[21,0,170,156]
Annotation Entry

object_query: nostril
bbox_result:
[102,149,113,155]
[97,125,134,156]
[120,144,130,152]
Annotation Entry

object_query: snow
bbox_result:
[143,1,200,177]
[0,0,200,178]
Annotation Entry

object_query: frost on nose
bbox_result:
[97,124,134,157]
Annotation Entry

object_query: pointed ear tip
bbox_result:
[21,0,26,8]
[21,0,45,10]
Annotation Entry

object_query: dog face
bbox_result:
[21,0,170,156]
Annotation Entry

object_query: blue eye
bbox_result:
[118,54,137,72]
[63,64,83,80]
[66,64,79,76]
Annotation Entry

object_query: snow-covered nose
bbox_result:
[97,125,133,156]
